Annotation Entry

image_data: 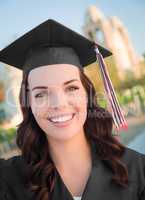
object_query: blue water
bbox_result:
[127,130,145,154]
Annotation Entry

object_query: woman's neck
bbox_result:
[48,131,91,172]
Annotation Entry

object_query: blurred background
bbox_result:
[0,0,145,159]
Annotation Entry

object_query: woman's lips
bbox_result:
[48,113,76,128]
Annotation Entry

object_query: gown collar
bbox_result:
[52,139,100,200]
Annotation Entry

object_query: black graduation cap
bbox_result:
[0,19,127,131]
[0,19,111,74]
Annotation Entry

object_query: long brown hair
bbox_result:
[16,67,128,200]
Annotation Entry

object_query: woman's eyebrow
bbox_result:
[31,79,79,91]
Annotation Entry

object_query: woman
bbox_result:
[0,19,145,200]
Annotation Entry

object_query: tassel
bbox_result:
[94,44,128,131]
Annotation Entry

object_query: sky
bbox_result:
[0,0,145,56]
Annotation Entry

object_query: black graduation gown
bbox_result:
[0,143,145,200]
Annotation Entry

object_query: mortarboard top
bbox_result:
[0,19,112,74]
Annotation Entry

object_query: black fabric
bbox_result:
[0,19,112,73]
[0,143,145,200]
[23,47,82,74]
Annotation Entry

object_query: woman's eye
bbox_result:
[67,86,79,92]
[34,92,47,98]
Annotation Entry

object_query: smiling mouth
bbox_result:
[47,113,76,127]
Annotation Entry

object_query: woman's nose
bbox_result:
[48,90,68,109]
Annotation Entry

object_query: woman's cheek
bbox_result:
[31,102,47,120]
[73,93,88,107]
[73,93,88,120]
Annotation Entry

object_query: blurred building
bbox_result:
[83,5,142,80]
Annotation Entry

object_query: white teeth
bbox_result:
[49,114,74,123]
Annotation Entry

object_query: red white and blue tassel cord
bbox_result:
[94,44,128,131]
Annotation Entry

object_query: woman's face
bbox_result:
[28,64,88,141]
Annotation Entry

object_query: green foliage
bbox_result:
[0,127,16,143]
[119,75,145,90]
[117,91,133,105]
